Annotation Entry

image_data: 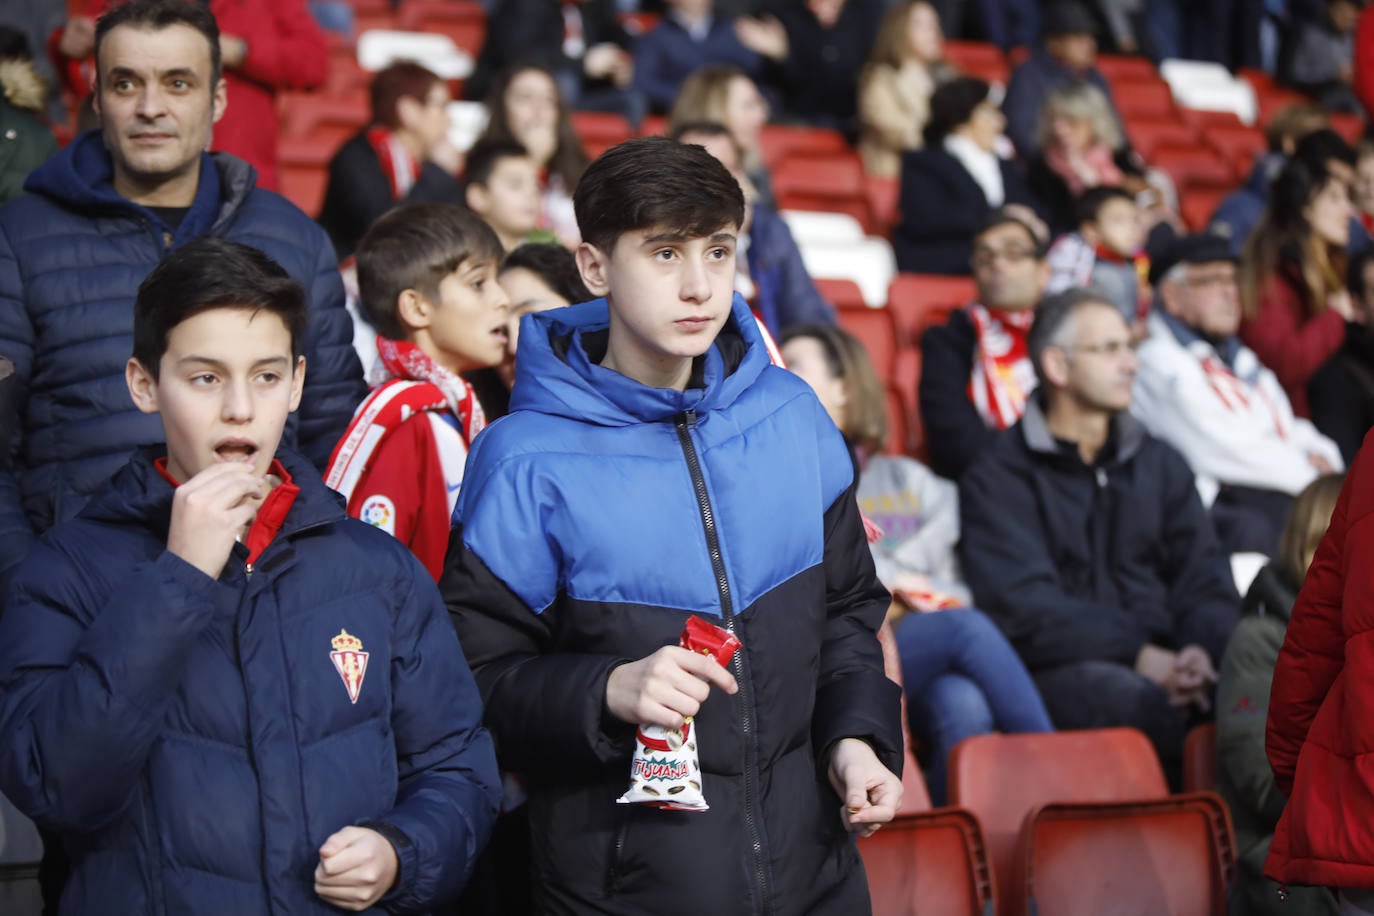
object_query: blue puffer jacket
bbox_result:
[0,132,367,594]
[0,447,502,915]
[440,295,902,916]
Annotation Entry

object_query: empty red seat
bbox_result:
[886,273,976,347]
[892,349,923,457]
[1096,54,1158,83]
[943,41,1008,85]
[1183,723,1217,793]
[774,153,872,228]
[814,277,867,312]
[1126,118,1200,160]
[1205,125,1266,179]
[1179,108,1245,131]
[859,808,997,916]
[1151,144,1235,190]
[398,1,487,54]
[837,304,898,381]
[864,174,900,232]
[758,124,849,169]
[1113,79,1176,120]
[279,164,330,218]
[1179,186,1230,232]
[279,90,369,137]
[571,111,633,145]
[1023,796,1235,916]
[638,114,668,137]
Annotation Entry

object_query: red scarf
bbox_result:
[966,304,1037,430]
[155,457,299,566]
[1045,143,1123,198]
[325,338,486,502]
[366,126,419,200]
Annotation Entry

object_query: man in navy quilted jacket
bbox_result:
[0,0,367,598]
[0,236,502,915]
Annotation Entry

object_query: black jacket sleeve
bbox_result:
[1308,356,1371,466]
[919,310,997,480]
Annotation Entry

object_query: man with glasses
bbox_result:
[1133,233,1344,557]
[958,288,1239,784]
[920,207,1049,479]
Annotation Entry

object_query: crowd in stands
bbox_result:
[8,0,1374,911]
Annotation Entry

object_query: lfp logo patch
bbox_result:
[359,494,395,534]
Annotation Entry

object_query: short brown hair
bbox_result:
[1264,103,1329,154]
[778,323,889,452]
[356,203,504,340]
[369,61,441,130]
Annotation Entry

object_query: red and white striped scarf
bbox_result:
[365,126,419,200]
[966,303,1037,430]
[326,337,486,502]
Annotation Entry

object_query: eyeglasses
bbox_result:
[971,247,1038,268]
[1070,338,1138,357]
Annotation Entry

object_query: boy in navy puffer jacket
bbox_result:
[441,136,904,915]
[0,238,501,915]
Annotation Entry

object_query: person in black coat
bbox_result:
[1309,248,1374,464]
[958,289,1240,783]
[892,76,1041,275]
[317,62,464,260]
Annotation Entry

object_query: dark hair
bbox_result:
[369,60,442,130]
[1293,127,1357,171]
[1026,287,1114,387]
[356,203,504,340]
[975,206,1048,257]
[574,136,745,254]
[778,323,889,452]
[0,26,31,60]
[96,0,221,87]
[1349,247,1374,301]
[478,62,588,189]
[923,76,990,146]
[464,139,531,187]
[1075,185,1134,226]
[1240,156,1346,318]
[669,120,746,166]
[500,242,592,304]
[133,238,305,378]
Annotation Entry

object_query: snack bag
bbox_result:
[617,616,742,812]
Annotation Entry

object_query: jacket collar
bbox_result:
[1019,392,1146,466]
[1157,308,1244,368]
[80,447,346,544]
[510,292,768,426]
[23,130,255,245]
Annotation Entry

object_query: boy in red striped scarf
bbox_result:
[326,203,510,579]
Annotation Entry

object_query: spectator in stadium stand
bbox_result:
[48,0,328,192]
[892,76,1043,276]
[632,0,770,115]
[1216,473,1342,916]
[317,62,464,261]
[464,0,641,126]
[1132,232,1344,557]
[1026,81,1176,241]
[855,0,956,178]
[673,121,835,337]
[959,288,1240,784]
[1282,0,1363,113]
[475,63,589,248]
[1001,1,1126,156]
[0,27,57,206]
[781,322,1054,805]
[736,0,884,135]
[1309,248,1374,464]
[668,64,776,211]
[919,208,1050,480]
[1209,104,1331,257]
[1239,156,1357,418]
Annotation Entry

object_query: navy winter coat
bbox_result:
[440,295,902,915]
[0,447,502,915]
[746,204,836,337]
[959,397,1240,672]
[0,132,367,594]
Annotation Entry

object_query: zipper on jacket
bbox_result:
[674,409,771,915]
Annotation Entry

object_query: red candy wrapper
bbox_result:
[617,616,742,812]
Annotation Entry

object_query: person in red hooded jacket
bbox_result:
[49,0,327,191]
[1266,433,1374,914]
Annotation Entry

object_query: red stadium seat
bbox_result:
[837,304,898,381]
[1151,145,1235,191]
[1179,108,1245,131]
[864,173,900,232]
[1113,79,1176,120]
[886,273,976,347]
[279,165,330,218]
[638,114,668,137]
[814,278,867,312]
[398,1,487,55]
[1205,125,1266,180]
[944,40,1008,85]
[891,351,924,458]
[883,386,911,457]
[1023,796,1235,916]
[774,153,872,229]
[1126,118,1200,160]
[758,124,849,169]
[1256,88,1313,128]
[1183,723,1218,793]
[860,809,997,916]
[1180,186,1230,232]
[279,90,368,137]
[1096,54,1158,84]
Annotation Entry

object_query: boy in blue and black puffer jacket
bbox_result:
[440,136,904,916]
[0,238,501,915]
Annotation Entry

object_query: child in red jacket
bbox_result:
[326,203,510,578]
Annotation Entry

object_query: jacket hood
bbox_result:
[23,131,255,242]
[1019,392,1147,466]
[508,293,769,426]
[1243,562,1299,622]
[0,58,45,113]
[80,447,346,540]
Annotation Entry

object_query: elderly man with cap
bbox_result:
[1001,0,1125,156]
[1133,232,1344,556]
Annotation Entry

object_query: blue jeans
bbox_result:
[895,608,1053,805]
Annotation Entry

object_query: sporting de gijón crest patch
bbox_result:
[329,628,369,704]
